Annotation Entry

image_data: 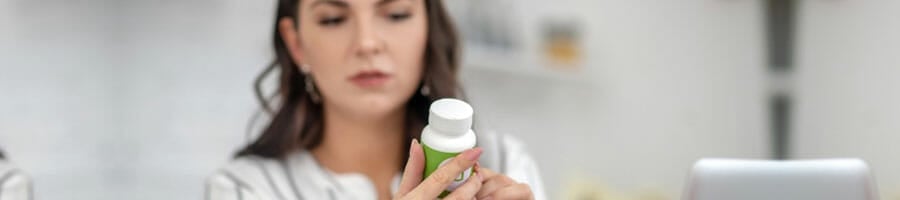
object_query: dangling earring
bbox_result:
[301,64,321,104]
[420,82,431,97]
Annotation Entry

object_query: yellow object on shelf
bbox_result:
[540,19,581,70]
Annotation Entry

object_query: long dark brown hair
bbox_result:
[236,0,462,159]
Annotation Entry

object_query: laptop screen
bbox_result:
[683,158,878,200]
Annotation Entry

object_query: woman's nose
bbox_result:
[354,18,384,57]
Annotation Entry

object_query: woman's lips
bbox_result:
[349,71,391,87]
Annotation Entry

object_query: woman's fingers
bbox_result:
[481,183,534,200]
[475,168,534,200]
[397,139,425,196]
[442,170,483,200]
[475,167,500,180]
[475,172,516,199]
[410,147,483,197]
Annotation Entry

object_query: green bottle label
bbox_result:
[422,143,473,198]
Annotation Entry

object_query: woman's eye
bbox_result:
[388,12,411,21]
[319,16,345,26]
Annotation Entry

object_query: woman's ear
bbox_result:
[279,17,306,71]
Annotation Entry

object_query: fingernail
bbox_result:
[463,147,483,161]
[477,169,484,181]
[409,139,418,155]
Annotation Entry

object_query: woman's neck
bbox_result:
[311,103,407,176]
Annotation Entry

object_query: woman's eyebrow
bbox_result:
[311,0,348,9]
[376,0,400,6]
[375,0,413,6]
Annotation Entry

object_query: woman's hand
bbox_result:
[475,167,534,200]
[395,139,484,200]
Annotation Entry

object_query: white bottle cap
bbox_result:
[428,98,473,136]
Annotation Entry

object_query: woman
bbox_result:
[206,0,545,199]
[0,149,33,200]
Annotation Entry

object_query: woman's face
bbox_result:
[285,0,428,120]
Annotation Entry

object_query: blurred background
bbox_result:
[0,0,898,199]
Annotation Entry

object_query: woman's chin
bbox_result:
[336,94,408,118]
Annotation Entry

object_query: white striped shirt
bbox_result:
[0,160,31,200]
[206,132,546,200]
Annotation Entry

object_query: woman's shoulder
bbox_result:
[205,152,336,200]
[210,155,282,176]
[0,159,32,200]
[206,155,291,200]
[0,159,28,182]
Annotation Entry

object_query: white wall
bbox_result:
[794,1,900,199]
[0,0,273,199]
[114,1,274,199]
[0,1,120,199]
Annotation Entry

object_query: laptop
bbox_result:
[683,158,879,200]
